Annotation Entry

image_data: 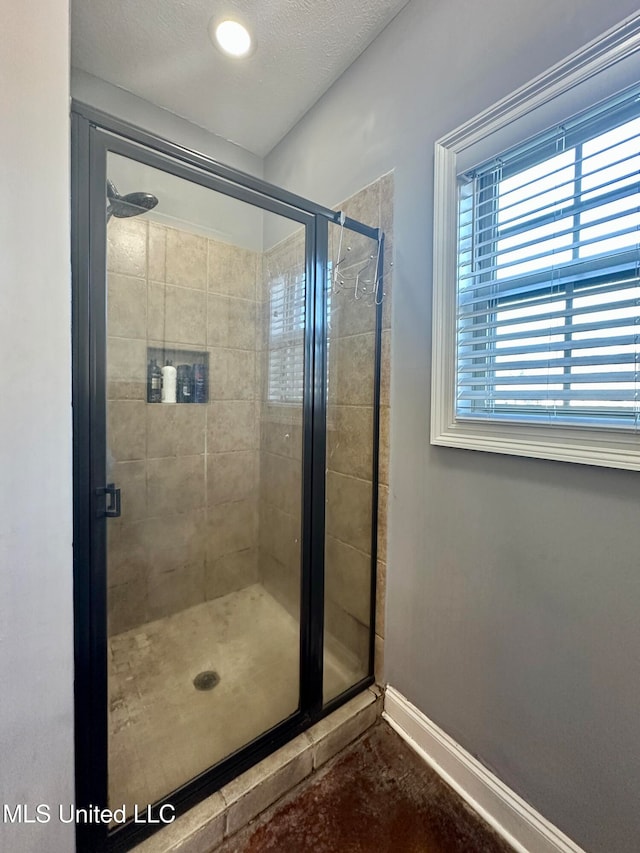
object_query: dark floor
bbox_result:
[218,721,512,853]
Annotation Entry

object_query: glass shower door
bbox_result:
[323,221,381,704]
[103,151,307,814]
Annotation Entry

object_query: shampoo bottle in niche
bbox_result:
[161,360,177,403]
[176,364,193,403]
[192,363,206,403]
[147,358,162,403]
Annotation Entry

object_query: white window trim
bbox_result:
[431,11,640,471]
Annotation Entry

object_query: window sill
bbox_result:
[431,417,640,471]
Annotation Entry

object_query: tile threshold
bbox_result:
[133,685,383,853]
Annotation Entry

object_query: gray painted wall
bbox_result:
[71,69,264,179]
[1,2,75,852]
[265,2,640,851]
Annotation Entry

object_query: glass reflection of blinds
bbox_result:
[268,273,305,403]
[456,85,640,427]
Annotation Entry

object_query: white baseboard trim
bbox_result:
[383,686,585,853]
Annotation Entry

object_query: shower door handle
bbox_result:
[96,483,121,518]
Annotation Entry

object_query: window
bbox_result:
[267,271,306,404]
[431,13,640,470]
[457,94,640,427]
[267,265,335,405]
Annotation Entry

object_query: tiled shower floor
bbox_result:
[108,584,359,812]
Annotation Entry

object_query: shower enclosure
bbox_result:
[71,103,383,853]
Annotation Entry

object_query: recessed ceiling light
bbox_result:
[211,19,253,58]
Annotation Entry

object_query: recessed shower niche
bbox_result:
[72,106,384,853]
[146,347,209,404]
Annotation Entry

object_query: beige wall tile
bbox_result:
[334,217,379,267]
[143,510,206,574]
[340,181,380,228]
[107,337,146,400]
[206,294,230,349]
[259,551,300,620]
[260,418,302,460]
[147,455,205,517]
[108,274,147,340]
[207,401,258,452]
[377,483,388,564]
[379,172,394,236]
[146,404,206,458]
[329,179,380,293]
[107,218,147,277]
[166,228,207,289]
[327,405,373,481]
[380,329,390,408]
[324,599,369,674]
[148,284,206,346]
[107,400,146,461]
[208,349,255,401]
[205,548,259,601]
[331,333,375,407]
[374,633,385,685]
[144,511,206,620]
[324,535,371,626]
[255,355,266,406]
[259,333,269,381]
[108,577,147,635]
[259,452,301,517]
[381,236,393,331]
[330,284,377,339]
[109,461,147,523]
[333,255,374,294]
[325,471,372,555]
[229,295,257,350]
[288,422,304,461]
[208,500,258,561]
[261,233,305,302]
[207,295,256,351]
[148,222,166,282]
[208,240,257,300]
[378,405,390,487]
[207,451,258,505]
[259,501,300,571]
[147,284,165,342]
[147,563,204,622]
[375,559,386,639]
[255,300,268,352]
[107,519,147,589]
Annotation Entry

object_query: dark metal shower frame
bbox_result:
[71,101,383,853]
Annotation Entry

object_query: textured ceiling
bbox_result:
[71,0,411,156]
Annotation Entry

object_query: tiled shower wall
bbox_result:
[327,173,392,683]
[257,231,306,620]
[106,173,392,684]
[257,173,393,683]
[106,220,261,634]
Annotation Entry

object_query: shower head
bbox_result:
[107,179,158,222]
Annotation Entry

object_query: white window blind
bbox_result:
[456,86,640,428]
[268,272,306,403]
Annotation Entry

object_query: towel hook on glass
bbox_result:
[331,211,384,307]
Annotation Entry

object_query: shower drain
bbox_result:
[193,670,220,691]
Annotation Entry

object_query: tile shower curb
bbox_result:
[133,685,383,853]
